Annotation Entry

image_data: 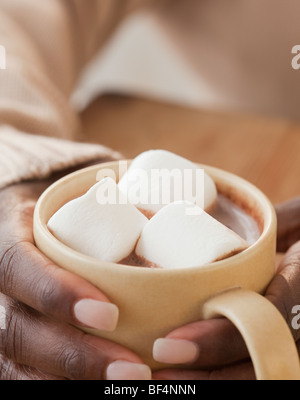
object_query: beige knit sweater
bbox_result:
[0,0,153,189]
[1,0,300,189]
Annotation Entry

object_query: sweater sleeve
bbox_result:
[0,126,122,189]
[0,0,148,188]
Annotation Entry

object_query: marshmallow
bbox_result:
[48,178,148,263]
[136,201,249,269]
[118,150,217,215]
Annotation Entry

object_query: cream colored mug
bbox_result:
[33,161,300,380]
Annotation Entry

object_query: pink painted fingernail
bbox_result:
[106,361,152,380]
[74,299,119,332]
[153,338,199,364]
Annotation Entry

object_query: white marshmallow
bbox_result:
[118,150,217,214]
[48,178,148,263]
[136,201,248,269]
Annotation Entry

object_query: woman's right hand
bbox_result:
[0,179,151,380]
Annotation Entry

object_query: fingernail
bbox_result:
[106,361,152,380]
[153,338,199,364]
[74,299,119,332]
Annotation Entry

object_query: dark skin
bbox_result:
[1,168,300,380]
[154,197,300,380]
[0,162,146,380]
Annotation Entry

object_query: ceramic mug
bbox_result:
[33,161,300,380]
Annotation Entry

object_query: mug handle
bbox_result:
[203,288,300,380]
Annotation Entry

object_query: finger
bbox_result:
[276,197,300,252]
[266,241,300,341]
[153,318,249,368]
[153,243,300,369]
[153,361,255,381]
[0,240,119,332]
[0,293,151,380]
[0,354,65,381]
[0,187,119,332]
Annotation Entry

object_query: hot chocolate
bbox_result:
[47,150,261,270]
[36,158,295,379]
[211,194,261,246]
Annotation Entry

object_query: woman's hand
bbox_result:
[152,198,300,380]
[276,197,300,253]
[0,177,151,380]
[152,243,300,380]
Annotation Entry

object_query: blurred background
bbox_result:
[71,1,300,204]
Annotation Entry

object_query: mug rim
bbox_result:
[34,161,277,276]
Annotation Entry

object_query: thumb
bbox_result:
[276,197,300,252]
[266,240,300,341]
